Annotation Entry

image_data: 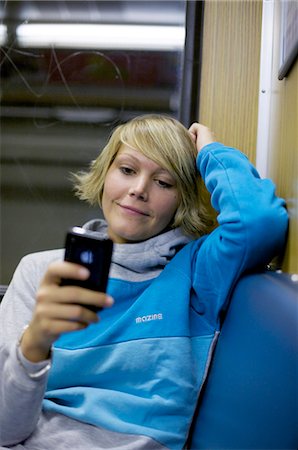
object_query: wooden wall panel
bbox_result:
[199,0,297,273]
[199,0,263,162]
[267,1,298,274]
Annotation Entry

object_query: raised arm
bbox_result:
[189,123,288,329]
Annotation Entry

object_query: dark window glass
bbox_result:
[0,1,186,283]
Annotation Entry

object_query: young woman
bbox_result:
[0,115,288,449]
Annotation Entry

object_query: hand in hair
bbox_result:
[188,123,216,153]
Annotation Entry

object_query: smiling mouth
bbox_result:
[119,204,150,216]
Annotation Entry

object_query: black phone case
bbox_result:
[61,227,113,300]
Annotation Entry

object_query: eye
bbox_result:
[119,166,135,175]
[155,179,173,189]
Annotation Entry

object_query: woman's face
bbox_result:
[102,145,179,243]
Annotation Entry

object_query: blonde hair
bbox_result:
[73,114,215,238]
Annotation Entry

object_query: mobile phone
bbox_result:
[61,227,113,310]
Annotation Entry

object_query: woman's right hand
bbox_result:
[20,261,114,362]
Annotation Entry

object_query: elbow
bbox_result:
[247,201,289,268]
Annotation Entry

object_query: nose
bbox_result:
[128,176,149,201]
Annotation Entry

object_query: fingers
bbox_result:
[40,260,90,287]
[24,287,113,360]
[188,123,216,153]
[188,122,200,136]
[36,265,114,327]
[39,260,114,310]
[22,261,114,361]
[37,283,113,310]
[33,300,100,337]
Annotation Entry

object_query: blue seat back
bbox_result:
[189,271,298,449]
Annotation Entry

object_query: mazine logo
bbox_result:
[135,313,163,324]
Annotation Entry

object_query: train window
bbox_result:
[0,1,201,284]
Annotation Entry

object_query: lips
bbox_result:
[118,204,150,216]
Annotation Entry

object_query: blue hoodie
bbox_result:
[0,143,288,449]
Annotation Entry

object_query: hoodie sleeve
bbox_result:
[0,252,61,446]
[191,142,288,329]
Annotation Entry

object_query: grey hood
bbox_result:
[83,219,193,281]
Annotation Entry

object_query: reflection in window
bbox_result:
[0,1,186,284]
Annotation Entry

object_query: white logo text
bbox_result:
[135,313,163,324]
